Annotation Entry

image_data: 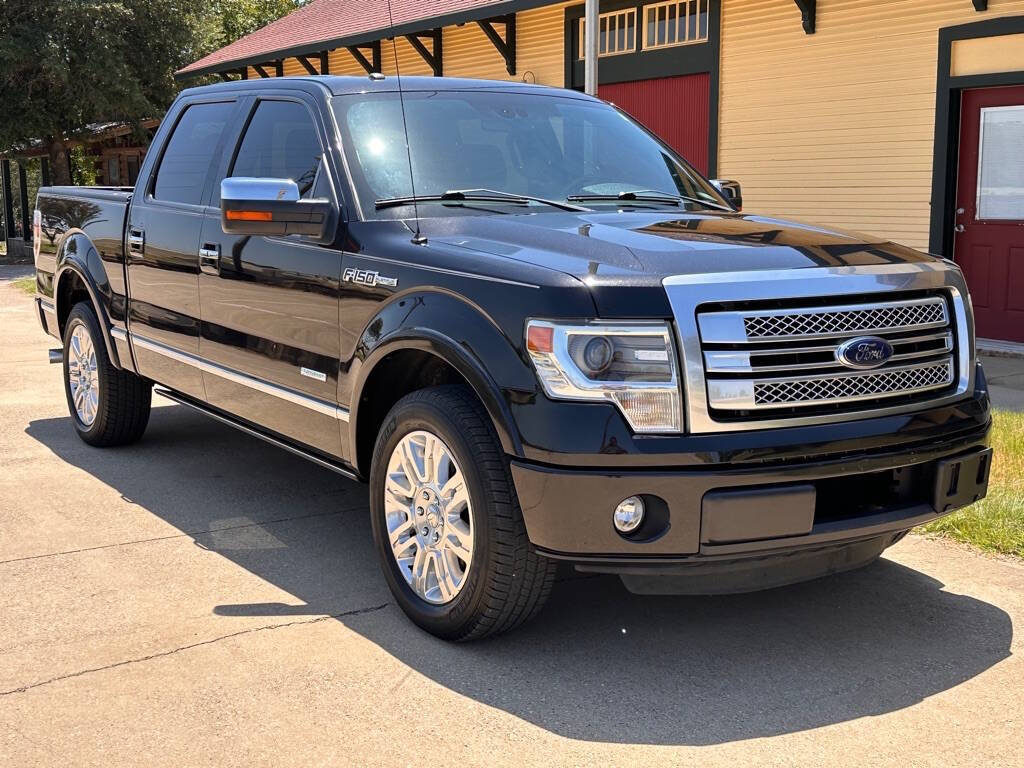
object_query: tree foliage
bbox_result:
[0,0,304,184]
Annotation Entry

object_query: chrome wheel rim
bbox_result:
[67,324,99,426]
[384,430,473,605]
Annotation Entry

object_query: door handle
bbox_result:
[954,224,965,233]
[199,243,221,275]
[127,228,145,257]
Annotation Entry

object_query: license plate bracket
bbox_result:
[931,447,993,514]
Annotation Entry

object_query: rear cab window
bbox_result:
[152,101,235,206]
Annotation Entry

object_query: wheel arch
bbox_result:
[350,329,525,479]
[54,234,122,369]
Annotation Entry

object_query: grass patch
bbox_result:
[12,276,36,295]
[920,409,1024,557]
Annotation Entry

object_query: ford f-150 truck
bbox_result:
[33,76,992,640]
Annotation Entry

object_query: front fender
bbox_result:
[348,289,536,467]
[55,234,122,369]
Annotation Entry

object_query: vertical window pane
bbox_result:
[231,101,322,198]
[977,105,1024,220]
[154,102,234,205]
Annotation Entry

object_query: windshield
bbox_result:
[332,89,728,218]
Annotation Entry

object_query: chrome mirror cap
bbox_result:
[711,179,742,210]
[221,177,300,203]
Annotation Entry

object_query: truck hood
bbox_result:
[420,210,938,316]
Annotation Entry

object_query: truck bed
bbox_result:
[34,185,133,316]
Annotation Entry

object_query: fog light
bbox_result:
[613,496,645,533]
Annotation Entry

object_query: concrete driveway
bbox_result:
[1,267,1021,767]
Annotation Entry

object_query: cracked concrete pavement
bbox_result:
[1,266,1022,767]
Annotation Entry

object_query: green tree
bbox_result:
[197,0,304,56]
[0,0,303,185]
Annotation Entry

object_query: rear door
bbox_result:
[126,98,238,398]
[954,85,1024,343]
[197,94,346,457]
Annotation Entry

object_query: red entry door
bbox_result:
[954,86,1024,342]
[599,73,710,175]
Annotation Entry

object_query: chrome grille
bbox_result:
[698,294,958,416]
[743,299,947,340]
[754,361,954,405]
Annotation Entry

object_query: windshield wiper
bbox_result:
[376,188,590,212]
[567,189,732,212]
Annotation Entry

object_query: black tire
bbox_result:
[63,302,151,447]
[369,385,556,641]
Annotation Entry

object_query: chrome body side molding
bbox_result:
[129,332,349,422]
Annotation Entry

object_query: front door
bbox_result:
[198,96,346,458]
[954,85,1024,343]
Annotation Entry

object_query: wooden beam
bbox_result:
[239,68,248,80]
[476,15,516,75]
[296,55,319,75]
[218,72,233,82]
[347,41,381,74]
[794,0,816,33]
[40,158,50,187]
[348,45,374,74]
[320,51,330,74]
[253,63,271,78]
[972,0,988,10]
[275,59,284,77]
[404,30,442,77]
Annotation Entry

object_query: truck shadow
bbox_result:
[26,405,1013,747]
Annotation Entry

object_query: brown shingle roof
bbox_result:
[178,0,551,77]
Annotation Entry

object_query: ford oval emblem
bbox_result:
[836,336,894,370]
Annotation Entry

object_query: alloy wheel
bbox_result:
[68,324,99,426]
[383,430,474,604]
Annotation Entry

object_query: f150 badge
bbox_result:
[343,268,398,288]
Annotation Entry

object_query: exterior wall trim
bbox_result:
[929,15,1024,257]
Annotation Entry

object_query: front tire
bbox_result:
[63,303,151,446]
[369,386,556,641]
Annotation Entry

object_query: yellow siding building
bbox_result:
[180,0,1024,342]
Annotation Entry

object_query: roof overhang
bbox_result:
[176,0,559,80]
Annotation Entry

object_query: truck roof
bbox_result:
[179,75,593,100]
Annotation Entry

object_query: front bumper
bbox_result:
[510,387,991,569]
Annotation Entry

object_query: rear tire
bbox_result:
[369,385,556,641]
[63,303,151,447]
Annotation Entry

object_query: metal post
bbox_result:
[1,160,13,245]
[584,0,599,95]
[40,157,50,187]
[18,161,30,244]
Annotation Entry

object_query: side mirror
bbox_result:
[712,179,742,211]
[220,177,333,239]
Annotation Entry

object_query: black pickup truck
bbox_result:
[33,76,992,640]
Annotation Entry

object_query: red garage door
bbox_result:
[598,73,710,174]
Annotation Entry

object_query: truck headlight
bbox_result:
[525,320,682,433]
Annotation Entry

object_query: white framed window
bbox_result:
[577,8,638,59]
[976,105,1024,221]
[642,0,709,50]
